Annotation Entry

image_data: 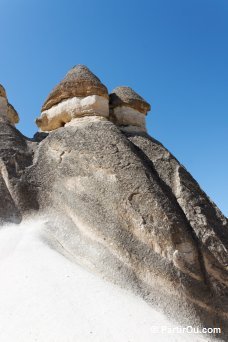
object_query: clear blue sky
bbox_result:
[0,0,227,215]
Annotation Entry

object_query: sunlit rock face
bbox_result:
[0,84,7,98]
[36,65,109,131]
[0,95,8,120]
[124,131,228,288]
[37,95,109,131]
[109,86,150,132]
[0,66,228,340]
[0,84,19,125]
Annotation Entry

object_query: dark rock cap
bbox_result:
[0,84,6,98]
[109,86,151,114]
[42,65,109,112]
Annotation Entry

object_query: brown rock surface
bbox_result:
[36,65,109,131]
[41,64,108,112]
[0,84,7,98]
[8,103,19,125]
[0,85,19,125]
[109,86,151,114]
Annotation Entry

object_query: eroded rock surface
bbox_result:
[109,86,150,132]
[0,66,227,340]
[0,84,19,125]
[36,65,109,131]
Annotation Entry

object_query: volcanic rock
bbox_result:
[109,86,150,131]
[0,68,228,340]
[0,84,6,98]
[0,84,19,125]
[36,65,109,131]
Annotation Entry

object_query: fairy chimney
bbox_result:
[109,86,150,132]
[36,65,109,131]
[0,84,19,125]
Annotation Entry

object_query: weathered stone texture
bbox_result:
[42,64,108,112]
[1,70,228,339]
[36,65,109,131]
[110,86,151,114]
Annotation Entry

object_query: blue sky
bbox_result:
[0,0,227,215]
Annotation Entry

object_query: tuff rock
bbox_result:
[36,65,109,131]
[0,84,19,125]
[109,86,150,132]
[0,65,227,340]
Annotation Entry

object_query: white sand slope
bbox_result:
[0,220,209,342]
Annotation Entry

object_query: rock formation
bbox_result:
[0,65,227,340]
[36,65,109,131]
[0,84,19,125]
[109,86,150,131]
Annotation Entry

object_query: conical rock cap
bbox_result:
[42,65,108,112]
[110,86,151,114]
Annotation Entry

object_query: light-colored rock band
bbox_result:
[0,65,150,132]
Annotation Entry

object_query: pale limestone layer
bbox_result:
[36,95,109,131]
[65,115,108,128]
[112,106,146,132]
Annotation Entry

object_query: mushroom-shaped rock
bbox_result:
[109,86,151,132]
[0,84,19,125]
[36,65,109,131]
